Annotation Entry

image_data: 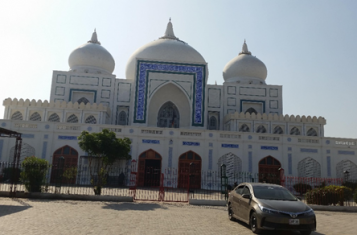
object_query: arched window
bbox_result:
[67,114,78,123]
[273,126,284,134]
[239,124,250,132]
[256,125,267,133]
[29,112,41,122]
[290,127,300,135]
[209,116,217,130]
[48,113,60,122]
[77,97,89,104]
[298,157,321,178]
[307,128,317,136]
[157,102,179,128]
[85,115,97,124]
[118,111,127,125]
[11,111,23,120]
[245,108,257,115]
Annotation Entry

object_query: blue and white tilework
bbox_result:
[168,147,173,168]
[326,140,330,144]
[209,143,213,147]
[287,137,291,142]
[44,134,48,139]
[288,154,292,174]
[58,136,77,140]
[248,145,252,149]
[221,144,239,148]
[22,134,35,138]
[183,141,200,146]
[45,125,50,129]
[248,135,252,139]
[129,129,134,133]
[87,126,92,131]
[169,131,174,135]
[41,142,47,159]
[209,133,213,137]
[248,152,252,172]
[142,139,160,144]
[208,149,213,170]
[338,150,354,155]
[288,147,292,151]
[134,61,205,126]
[327,156,331,177]
[261,146,278,150]
[0,140,3,161]
[1,122,6,127]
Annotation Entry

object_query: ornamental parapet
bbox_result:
[3,98,110,114]
[224,112,326,125]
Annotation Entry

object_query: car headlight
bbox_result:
[258,204,279,214]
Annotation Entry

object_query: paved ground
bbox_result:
[0,197,356,235]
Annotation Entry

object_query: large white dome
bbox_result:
[223,41,267,84]
[68,30,115,75]
[125,20,206,80]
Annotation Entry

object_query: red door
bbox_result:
[137,149,162,187]
[50,145,78,184]
[258,156,281,184]
[178,151,201,189]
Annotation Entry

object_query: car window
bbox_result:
[253,185,297,201]
[242,186,250,195]
[235,185,244,195]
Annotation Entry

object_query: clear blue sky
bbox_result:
[1,0,357,138]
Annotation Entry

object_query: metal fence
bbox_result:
[1,162,356,206]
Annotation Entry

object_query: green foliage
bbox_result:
[78,129,131,195]
[293,183,312,195]
[306,185,352,206]
[62,167,78,184]
[1,167,21,182]
[343,181,357,192]
[20,157,49,193]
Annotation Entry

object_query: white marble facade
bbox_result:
[1,20,357,182]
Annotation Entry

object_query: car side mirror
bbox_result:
[242,194,251,199]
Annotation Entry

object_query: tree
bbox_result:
[78,129,131,195]
[20,156,50,193]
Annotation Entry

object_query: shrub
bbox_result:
[20,157,49,193]
[306,185,352,206]
[293,183,312,195]
[343,181,357,192]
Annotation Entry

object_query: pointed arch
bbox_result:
[178,151,201,189]
[239,124,250,132]
[217,153,242,179]
[85,115,97,124]
[307,128,318,136]
[336,160,357,180]
[137,149,162,187]
[245,108,257,115]
[273,126,284,134]
[256,125,267,133]
[11,111,23,120]
[77,97,89,104]
[29,112,41,121]
[48,113,60,122]
[258,156,281,184]
[50,145,79,184]
[9,142,35,162]
[67,114,78,123]
[157,101,180,128]
[298,157,321,177]
[118,111,127,125]
[290,127,301,135]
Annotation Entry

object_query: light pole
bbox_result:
[343,170,350,182]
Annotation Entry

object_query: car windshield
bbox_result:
[253,185,297,201]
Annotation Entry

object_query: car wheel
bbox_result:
[300,231,312,235]
[250,212,261,234]
[228,204,235,221]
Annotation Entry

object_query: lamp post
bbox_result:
[343,170,350,182]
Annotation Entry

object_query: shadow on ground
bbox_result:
[0,198,32,218]
[102,202,168,211]
[233,219,324,235]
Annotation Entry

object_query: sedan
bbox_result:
[228,183,316,235]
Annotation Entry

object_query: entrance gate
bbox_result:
[258,156,281,184]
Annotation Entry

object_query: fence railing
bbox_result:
[1,162,356,206]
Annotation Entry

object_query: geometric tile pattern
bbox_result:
[290,127,300,135]
[134,60,205,126]
[67,114,79,123]
[48,113,60,122]
[336,160,357,180]
[297,157,321,177]
[9,142,36,162]
[11,111,23,120]
[307,128,318,136]
[217,152,242,179]
[85,115,97,124]
[29,112,41,122]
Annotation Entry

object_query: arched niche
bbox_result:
[297,157,321,178]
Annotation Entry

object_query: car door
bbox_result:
[239,185,252,223]
[231,185,244,217]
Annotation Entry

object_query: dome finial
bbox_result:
[239,40,251,55]
[88,29,101,45]
[160,18,177,40]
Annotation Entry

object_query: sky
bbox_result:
[0,0,357,138]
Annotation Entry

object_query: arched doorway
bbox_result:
[258,156,281,184]
[178,151,201,189]
[137,149,162,187]
[50,145,78,184]
[157,101,180,128]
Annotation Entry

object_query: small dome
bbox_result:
[68,30,115,75]
[125,20,206,80]
[223,41,267,84]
